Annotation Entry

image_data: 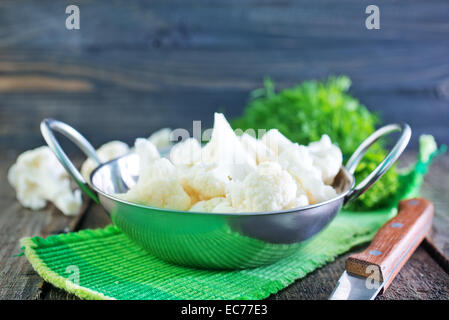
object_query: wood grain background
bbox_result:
[0,0,448,153]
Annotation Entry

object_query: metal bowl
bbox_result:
[41,119,411,269]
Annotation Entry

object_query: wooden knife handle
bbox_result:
[346,198,433,291]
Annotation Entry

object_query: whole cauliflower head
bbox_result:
[226,161,297,212]
[81,140,129,182]
[8,146,82,216]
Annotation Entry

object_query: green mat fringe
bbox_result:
[20,137,445,300]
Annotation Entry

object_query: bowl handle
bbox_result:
[344,123,411,205]
[40,119,101,203]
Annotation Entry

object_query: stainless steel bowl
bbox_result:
[41,119,411,269]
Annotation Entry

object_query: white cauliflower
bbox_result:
[133,138,160,172]
[286,194,310,209]
[189,197,236,213]
[179,163,229,201]
[8,146,82,216]
[148,128,173,149]
[179,113,258,201]
[201,113,256,181]
[169,137,202,167]
[307,134,342,184]
[240,133,276,164]
[279,143,337,204]
[119,159,191,210]
[261,129,293,156]
[81,140,129,182]
[278,143,321,179]
[226,161,297,212]
[8,112,344,216]
[118,139,190,210]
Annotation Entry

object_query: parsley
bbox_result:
[231,76,399,210]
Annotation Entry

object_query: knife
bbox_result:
[329,198,434,300]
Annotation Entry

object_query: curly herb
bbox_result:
[231,76,399,210]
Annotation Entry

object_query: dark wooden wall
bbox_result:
[1,0,448,153]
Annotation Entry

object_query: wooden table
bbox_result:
[1,151,448,300]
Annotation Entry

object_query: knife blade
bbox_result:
[329,198,433,300]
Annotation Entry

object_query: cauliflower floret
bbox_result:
[81,140,129,182]
[240,133,276,164]
[213,199,237,213]
[189,197,236,213]
[278,143,321,178]
[169,137,202,167]
[148,128,173,149]
[201,113,256,181]
[8,146,82,216]
[226,161,297,212]
[179,113,257,201]
[279,144,337,204]
[307,134,342,185]
[119,158,190,211]
[286,194,310,209]
[179,163,229,201]
[285,182,310,209]
[261,129,293,156]
[302,176,337,204]
[133,138,160,173]
[117,139,189,210]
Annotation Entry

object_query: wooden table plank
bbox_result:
[378,245,449,300]
[270,244,449,300]
[398,153,449,273]
[420,155,449,272]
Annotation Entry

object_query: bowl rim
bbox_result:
[90,152,355,217]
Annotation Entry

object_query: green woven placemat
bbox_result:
[20,137,445,300]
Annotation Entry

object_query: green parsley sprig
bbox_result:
[231,76,399,210]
